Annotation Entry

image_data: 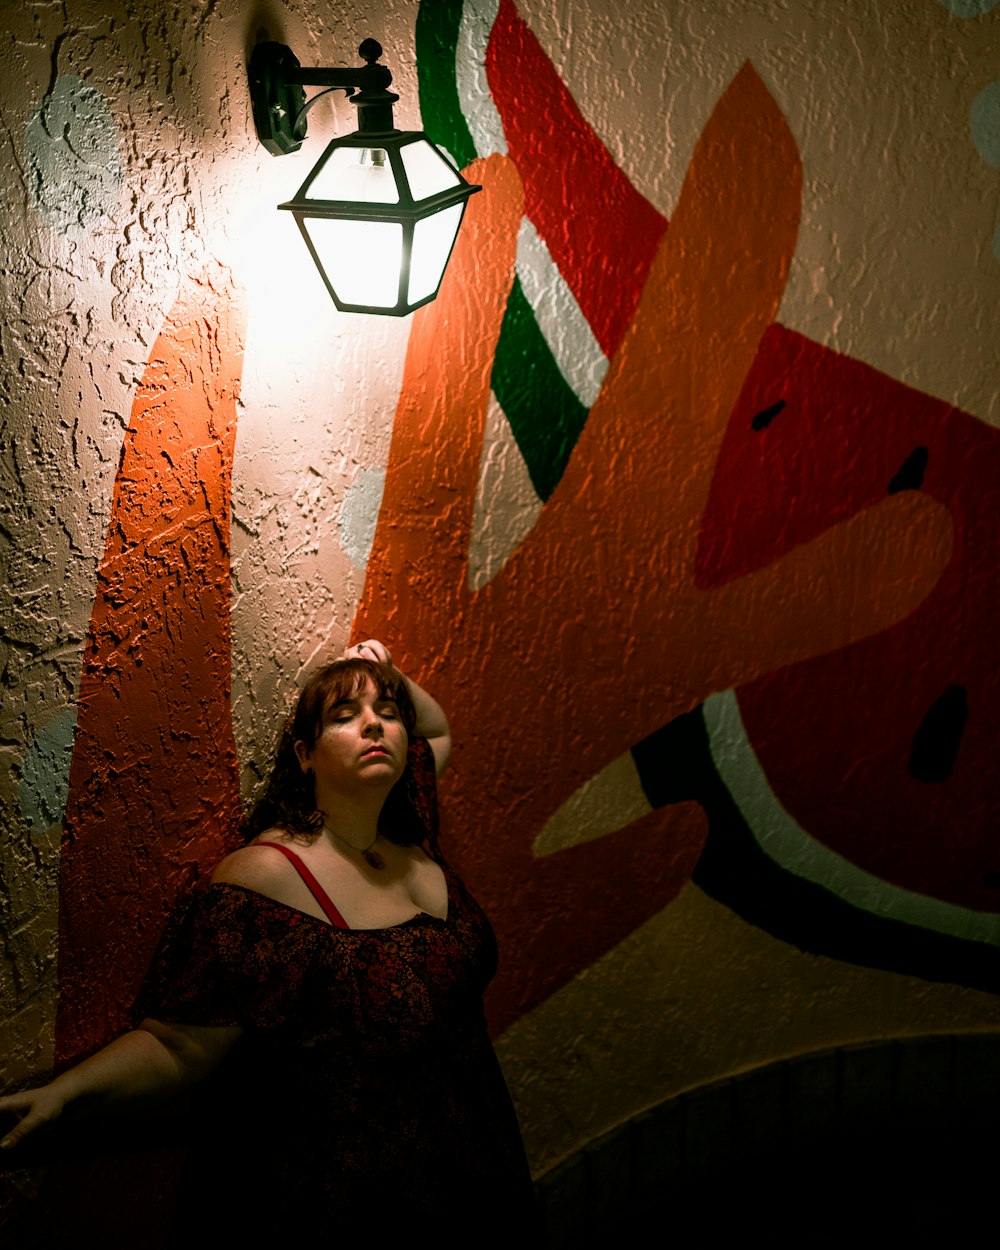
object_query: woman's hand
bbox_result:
[0,1082,68,1150]
[343,639,451,777]
[343,639,392,666]
[0,1021,239,1153]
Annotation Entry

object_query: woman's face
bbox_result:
[295,678,408,795]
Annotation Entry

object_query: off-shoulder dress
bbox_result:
[139,739,538,1241]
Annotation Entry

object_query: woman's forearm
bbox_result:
[50,1027,198,1111]
[402,673,451,774]
[404,673,449,742]
[0,1019,239,1149]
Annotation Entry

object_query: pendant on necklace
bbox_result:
[326,823,386,869]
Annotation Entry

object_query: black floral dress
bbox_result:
[140,741,538,1243]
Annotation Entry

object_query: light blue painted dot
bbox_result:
[24,74,124,229]
[338,467,386,569]
[18,707,78,832]
[937,0,998,14]
[971,81,1000,167]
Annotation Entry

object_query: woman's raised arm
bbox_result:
[0,1018,240,1151]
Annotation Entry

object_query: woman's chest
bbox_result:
[280,895,498,1048]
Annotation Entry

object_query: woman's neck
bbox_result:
[314,783,387,849]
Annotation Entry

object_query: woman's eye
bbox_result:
[377,703,398,719]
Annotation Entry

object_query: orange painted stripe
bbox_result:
[56,261,246,1064]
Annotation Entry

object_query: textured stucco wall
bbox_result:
[1,0,419,1071]
[1,0,998,1226]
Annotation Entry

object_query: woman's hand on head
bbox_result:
[0,1083,67,1150]
[342,639,392,666]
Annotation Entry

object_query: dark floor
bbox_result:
[565,1112,999,1247]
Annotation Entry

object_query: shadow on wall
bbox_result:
[537,1033,1000,1249]
[245,4,289,58]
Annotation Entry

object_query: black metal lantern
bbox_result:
[249,38,481,317]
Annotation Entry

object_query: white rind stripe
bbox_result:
[454,3,608,411]
[704,688,1000,947]
[516,217,609,408]
[467,391,544,591]
[456,0,507,157]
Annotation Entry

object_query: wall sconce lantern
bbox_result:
[249,38,481,316]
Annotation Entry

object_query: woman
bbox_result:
[0,640,538,1241]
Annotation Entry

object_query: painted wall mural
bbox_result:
[1,0,998,1234]
[395,0,1000,1030]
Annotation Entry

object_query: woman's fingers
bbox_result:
[1,1114,36,1149]
[346,639,393,665]
[0,1088,62,1149]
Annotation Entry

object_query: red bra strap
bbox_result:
[254,841,350,929]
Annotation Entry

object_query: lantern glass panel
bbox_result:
[400,140,462,202]
[407,203,463,305]
[305,217,403,308]
[307,146,399,203]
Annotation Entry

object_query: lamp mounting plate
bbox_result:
[249,42,308,155]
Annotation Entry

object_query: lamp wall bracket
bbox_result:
[249,39,399,156]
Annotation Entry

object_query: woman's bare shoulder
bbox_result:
[212,833,295,890]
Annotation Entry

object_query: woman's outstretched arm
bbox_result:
[345,639,452,776]
[0,1018,240,1151]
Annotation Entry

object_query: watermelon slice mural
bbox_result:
[359,0,1000,1029]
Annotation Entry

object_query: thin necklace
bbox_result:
[325,825,386,871]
